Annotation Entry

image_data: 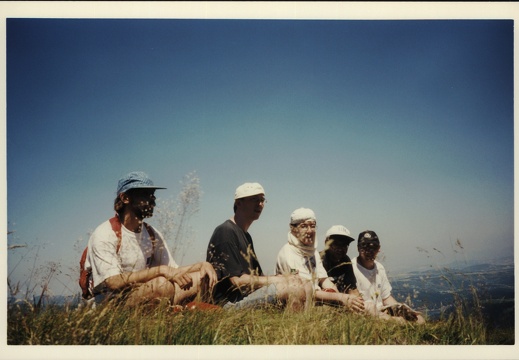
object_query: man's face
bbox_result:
[291,220,317,246]
[127,189,156,218]
[358,242,380,262]
[237,194,266,221]
[326,236,352,260]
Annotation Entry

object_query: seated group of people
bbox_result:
[84,172,424,324]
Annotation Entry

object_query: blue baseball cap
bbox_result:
[116,171,166,195]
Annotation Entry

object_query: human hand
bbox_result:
[415,314,426,325]
[168,268,194,290]
[404,308,425,324]
[393,304,424,323]
[199,262,217,288]
[345,295,365,313]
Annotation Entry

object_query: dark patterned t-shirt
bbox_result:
[320,251,357,293]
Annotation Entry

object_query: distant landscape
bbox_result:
[390,260,514,329]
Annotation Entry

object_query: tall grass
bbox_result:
[7,295,513,345]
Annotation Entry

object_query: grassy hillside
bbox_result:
[7,297,514,346]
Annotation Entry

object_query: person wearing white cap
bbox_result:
[320,225,361,297]
[275,208,365,313]
[85,171,217,307]
[206,183,312,310]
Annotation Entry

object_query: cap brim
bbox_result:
[328,235,355,243]
[126,186,167,191]
[359,239,380,247]
[235,191,264,200]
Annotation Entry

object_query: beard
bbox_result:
[297,233,315,246]
[362,250,377,262]
[140,207,154,218]
[132,201,155,219]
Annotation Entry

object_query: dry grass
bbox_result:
[7,296,514,346]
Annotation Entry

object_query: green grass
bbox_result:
[7,299,514,345]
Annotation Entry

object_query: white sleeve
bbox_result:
[275,245,293,275]
[378,263,393,300]
[88,221,122,288]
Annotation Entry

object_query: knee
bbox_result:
[289,278,313,297]
[277,281,307,301]
[149,276,175,297]
[303,280,313,294]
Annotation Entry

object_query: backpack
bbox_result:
[79,216,155,300]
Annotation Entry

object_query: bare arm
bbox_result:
[315,289,365,313]
[230,273,304,291]
[319,277,338,291]
[175,261,217,288]
[104,262,217,291]
[382,294,400,306]
[104,265,176,291]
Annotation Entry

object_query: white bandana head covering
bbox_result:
[288,208,318,257]
[290,208,316,225]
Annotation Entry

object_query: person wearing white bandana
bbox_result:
[276,208,365,313]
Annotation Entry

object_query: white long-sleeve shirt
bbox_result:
[276,242,329,290]
[351,256,392,310]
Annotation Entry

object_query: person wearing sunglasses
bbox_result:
[276,208,364,313]
[85,171,217,307]
[352,230,425,324]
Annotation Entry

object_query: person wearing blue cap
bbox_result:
[206,183,313,311]
[84,171,217,307]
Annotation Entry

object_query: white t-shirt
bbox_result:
[351,257,392,310]
[86,219,178,291]
[276,242,329,290]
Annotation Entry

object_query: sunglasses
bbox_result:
[359,243,380,251]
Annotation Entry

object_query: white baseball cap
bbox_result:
[325,225,354,240]
[290,208,316,224]
[234,182,265,200]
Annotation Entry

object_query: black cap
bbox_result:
[358,230,380,248]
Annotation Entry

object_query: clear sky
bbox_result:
[5,6,515,303]
[2,3,518,360]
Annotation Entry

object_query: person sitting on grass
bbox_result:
[352,230,426,324]
[85,171,217,307]
[320,225,362,298]
[275,208,365,313]
[206,183,313,311]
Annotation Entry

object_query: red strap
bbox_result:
[144,223,156,251]
[109,216,123,253]
[109,215,155,253]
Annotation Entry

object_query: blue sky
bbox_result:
[6,14,514,304]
